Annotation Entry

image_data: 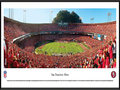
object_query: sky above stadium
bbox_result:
[4,8,116,24]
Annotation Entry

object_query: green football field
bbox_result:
[35,41,85,56]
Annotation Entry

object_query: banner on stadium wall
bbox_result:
[97,34,101,37]
[104,35,107,39]
[97,34,101,40]
[98,37,101,40]
[94,36,96,39]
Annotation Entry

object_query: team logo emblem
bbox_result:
[111,71,116,78]
[4,70,7,78]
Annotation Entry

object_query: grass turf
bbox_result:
[81,42,90,49]
[35,41,84,56]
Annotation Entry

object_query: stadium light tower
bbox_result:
[9,8,11,18]
[23,9,26,23]
[9,8,14,19]
[107,12,112,22]
[13,9,14,19]
[90,17,94,23]
[11,8,14,19]
[49,10,53,23]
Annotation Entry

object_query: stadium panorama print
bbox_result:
[4,9,116,68]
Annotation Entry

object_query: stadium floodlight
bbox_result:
[23,9,26,23]
[13,9,14,19]
[9,8,11,18]
[11,9,14,19]
[49,10,53,23]
[108,12,111,16]
[107,12,112,22]
[90,17,94,23]
[9,8,13,19]
[10,9,12,19]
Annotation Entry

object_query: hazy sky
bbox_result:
[4,8,116,24]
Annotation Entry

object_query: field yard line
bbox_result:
[79,43,88,52]
[54,42,59,54]
[43,43,53,54]
[36,42,86,55]
[48,43,55,54]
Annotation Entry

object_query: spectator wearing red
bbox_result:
[108,41,113,64]
[98,62,101,68]
[13,60,18,68]
[105,57,110,68]
[102,59,105,68]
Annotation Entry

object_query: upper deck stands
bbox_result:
[4,17,116,42]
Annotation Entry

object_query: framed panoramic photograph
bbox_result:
[1,1,119,88]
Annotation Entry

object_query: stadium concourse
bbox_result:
[4,17,116,68]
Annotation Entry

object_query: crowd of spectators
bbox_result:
[5,17,116,40]
[4,17,116,68]
[4,36,116,68]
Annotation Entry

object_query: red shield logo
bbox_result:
[111,71,116,78]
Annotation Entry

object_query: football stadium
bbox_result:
[4,10,116,68]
